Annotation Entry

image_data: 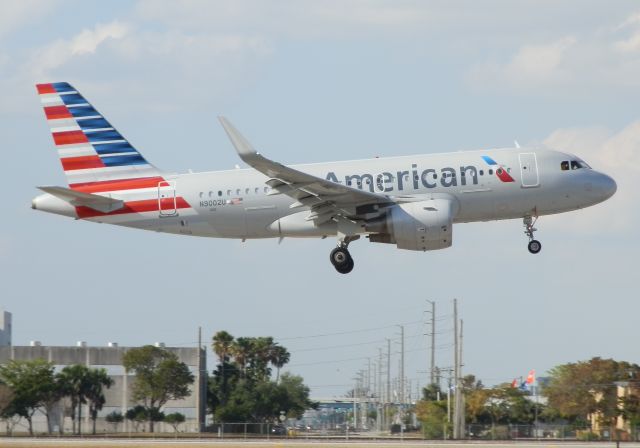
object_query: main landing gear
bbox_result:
[330,236,359,274]
[523,216,542,254]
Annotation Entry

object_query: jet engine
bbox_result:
[367,199,456,251]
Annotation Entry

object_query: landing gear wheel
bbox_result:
[523,216,542,255]
[528,240,542,254]
[336,257,354,274]
[330,247,354,274]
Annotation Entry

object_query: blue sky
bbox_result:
[1,1,639,398]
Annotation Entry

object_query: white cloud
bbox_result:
[613,10,640,53]
[542,120,640,233]
[26,21,129,80]
[468,36,577,92]
[469,10,640,93]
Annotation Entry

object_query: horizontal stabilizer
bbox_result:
[38,186,124,213]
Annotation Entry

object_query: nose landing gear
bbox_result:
[524,216,542,254]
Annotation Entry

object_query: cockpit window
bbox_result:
[570,160,591,170]
[563,160,591,171]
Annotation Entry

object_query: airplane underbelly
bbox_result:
[245,204,280,238]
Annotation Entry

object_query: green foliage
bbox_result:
[85,369,114,434]
[106,410,124,423]
[58,364,114,435]
[207,331,313,423]
[164,412,186,432]
[106,410,124,432]
[0,384,14,417]
[122,345,194,432]
[0,359,55,435]
[416,399,448,439]
[543,357,640,424]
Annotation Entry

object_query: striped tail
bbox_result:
[36,82,164,190]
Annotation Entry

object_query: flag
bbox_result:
[511,378,518,388]
[526,369,536,385]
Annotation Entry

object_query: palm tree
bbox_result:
[85,369,114,434]
[212,331,234,364]
[58,364,91,435]
[231,337,253,378]
[270,345,291,383]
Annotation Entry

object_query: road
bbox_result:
[2,439,639,448]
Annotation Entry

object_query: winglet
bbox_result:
[218,116,259,163]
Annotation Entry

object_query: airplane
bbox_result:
[32,82,617,274]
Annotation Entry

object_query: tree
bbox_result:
[58,364,93,435]
[0,359,56,435]
[122,345,194,432]
[544,357,639,428]
[165,412,186,433]
[270,345,290,383]
[125,405,148,432]
[0,384,15,434]
[105,410,124,432]
[416,399,448,439]
[85,369,114,434]
[212,331,234,363]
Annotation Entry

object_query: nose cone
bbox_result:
[599,173,617,200]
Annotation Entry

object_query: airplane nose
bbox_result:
[599,174,617,200]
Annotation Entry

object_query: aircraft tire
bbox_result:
[330,247,354,273]
[335,257,354,274]
[330,247,350,266]
[528,240,542,254]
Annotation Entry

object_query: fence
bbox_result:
[1,420,638,441]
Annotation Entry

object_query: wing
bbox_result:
[218,117,393,224]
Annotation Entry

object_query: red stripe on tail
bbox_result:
[61,155,105,171]
[44,105,72,120]
[36,84,56,94]
[51,131,89,145]
[53,130,89,146]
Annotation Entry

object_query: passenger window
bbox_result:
[227,189,231,196]
[245,188,250,194]
[236,188,241,195]
[199,192,203,198]
[561,161,569,171]
[264,187,269,193]
[208,191,213,197]
[488,169,494,175]
[479,170,484,176]
[254,187,259,194]
[218,190,222,197]
[571,161,580,170]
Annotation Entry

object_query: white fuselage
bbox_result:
[32,146,617,240]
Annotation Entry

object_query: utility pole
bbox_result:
[456,319,465,439]
[398,325,405,405]
[426,300,436,385]
[378,348,383,432]
[453,299,460,439]
[386,338,391,405]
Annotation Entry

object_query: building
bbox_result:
[0,309,11,346]
[0,342,207,433]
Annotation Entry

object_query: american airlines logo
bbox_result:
[325,157,514,193]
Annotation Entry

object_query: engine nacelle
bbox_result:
[369,199,456,251]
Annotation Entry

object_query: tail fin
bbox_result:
[36,82,163,189]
